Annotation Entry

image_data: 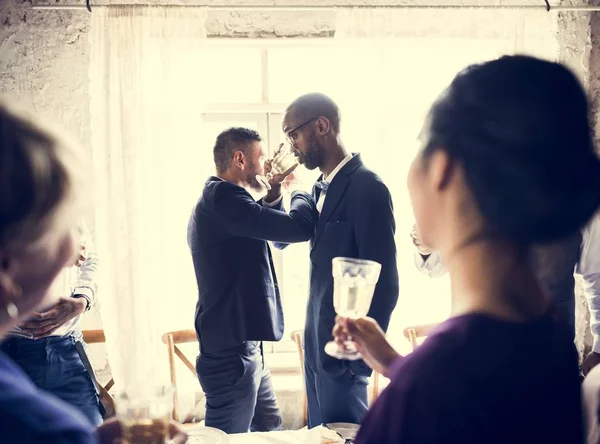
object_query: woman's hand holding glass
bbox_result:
[332,316,401,378]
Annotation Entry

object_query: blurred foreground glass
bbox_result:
[116,385,173,444]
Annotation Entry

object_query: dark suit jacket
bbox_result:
[188,177,317,353]
[303,154,399,377]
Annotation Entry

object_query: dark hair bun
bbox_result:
[427,55,600,243]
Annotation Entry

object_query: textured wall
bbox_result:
[556,0,596,360]
[0,2,91,148]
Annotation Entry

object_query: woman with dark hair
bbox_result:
[333,55,600,443]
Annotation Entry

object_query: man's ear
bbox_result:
[315,117,331,136]
[232,150,245,170]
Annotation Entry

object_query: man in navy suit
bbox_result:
[187,127,317,433]
[281,94,399,427]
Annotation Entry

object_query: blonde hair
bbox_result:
[0,100,83,252]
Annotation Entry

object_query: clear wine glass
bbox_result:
[325,257,382,361]
[256,141,300,191]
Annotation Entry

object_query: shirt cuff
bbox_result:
[593,335,600,354]
[72,287,95,310]
[263,195,283,207]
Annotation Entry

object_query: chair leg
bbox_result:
[166,334,179,421]
[303,392,308,427]
[409,329,418,351]
[371,372,380,405]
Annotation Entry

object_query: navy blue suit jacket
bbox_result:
[301,154,399,377]
[188,177,317,353]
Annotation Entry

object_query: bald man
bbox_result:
[278,93,399,427]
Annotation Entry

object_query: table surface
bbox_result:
[185,425,347,443]
[229,429,311,443]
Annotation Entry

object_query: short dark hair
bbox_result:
[423,55,600,244]
[286,93,341,133]
[213,127,261,173]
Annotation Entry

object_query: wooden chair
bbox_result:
[290,330,308,426]
[402,323,440,351]
[290,329,381,422]
[161,329,199,422]
[81,329,116,416]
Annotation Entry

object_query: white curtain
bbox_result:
[89,6,208,395]
[333,7,559,351]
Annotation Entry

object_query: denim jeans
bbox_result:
[1,335,102,426]
[196,341,282,434]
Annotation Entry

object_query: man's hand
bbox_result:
[332,316,400,378]
[264,144,298,203]
[269,163,297,188]
[265,143,298,187]
[73,244,86,267]
[410,223,434,256]
[20,296,87,339]
[583,351,600,376]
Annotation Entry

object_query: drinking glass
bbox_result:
[324,257,382,361]
[256,141,300,191]
[116,385,173,444]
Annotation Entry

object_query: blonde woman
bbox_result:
[0,101,186,443]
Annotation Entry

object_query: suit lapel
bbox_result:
[311,154,362,250]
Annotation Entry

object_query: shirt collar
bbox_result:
[322,153,354,185]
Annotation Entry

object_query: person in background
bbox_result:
[0,223,103,425]
[582,354,600,443]
[0,100,187,443]
[578,216,600,374]
[280,93,399,427]
[412,214,600,375]
[188,127,316,434]
[333,56,600,443]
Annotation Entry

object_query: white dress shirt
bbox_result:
[414,250,446,278]
[583,363,600,443]
[10,240,99,339]
[316,153,354,213]
[577,215,600,352]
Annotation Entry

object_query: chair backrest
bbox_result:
[82,329,106,344]
[402,323,440,351]
[161,329,199,422]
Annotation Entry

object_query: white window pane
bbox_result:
[279,242,311,335]
[268,47,341,103]
[202,113,267,141]
[199,48,262,104]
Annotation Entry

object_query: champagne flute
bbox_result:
[325,257,382,361]
[256,141,300,191]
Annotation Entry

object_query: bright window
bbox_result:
[191,39,509,354]
[201,48,263,104]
